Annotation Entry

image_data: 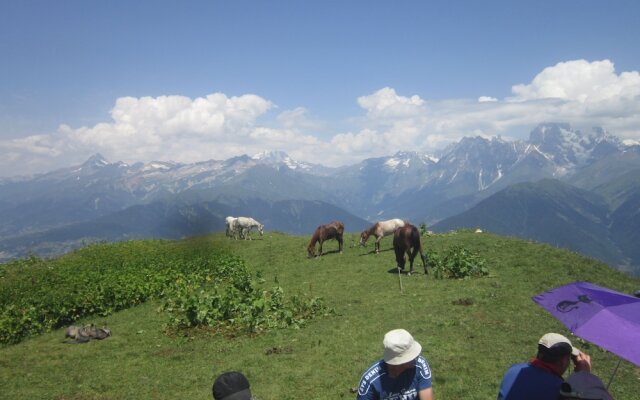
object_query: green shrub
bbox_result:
[419,223,428,236]
[426,245,489,279]
[161,263,332,335]
[0,240,332,345]
[0,241,221,344]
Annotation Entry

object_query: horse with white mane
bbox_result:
[359,218,406,254]
[235,217,264,240]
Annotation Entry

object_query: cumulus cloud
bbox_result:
[511,59,640,102]
[1,59,639,177]
[478,96,498,103]
[0,93,317,176]
[357,87,425,119]
[323,60,640,160]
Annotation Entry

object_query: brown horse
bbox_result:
[307,221,344,258]
[393,223,427,275]
[360,218,405,254]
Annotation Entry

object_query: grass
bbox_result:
[1,230,639,399]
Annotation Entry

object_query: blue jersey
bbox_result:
[497,362,564,400]
[357,356,432,400]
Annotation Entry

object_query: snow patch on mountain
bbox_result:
[383,151,437,171]
[142,161,176,172]
[253,150,312,171]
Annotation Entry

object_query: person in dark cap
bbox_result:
[497,333,593,400]
[212,371,252,400]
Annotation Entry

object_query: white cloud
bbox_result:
[478,96,498,103]
[1,59,640,177]
[326,60,640,160]
[357,87,425,119]
[511,59,640,103]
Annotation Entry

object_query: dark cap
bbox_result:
[538,333,580,357]
[212,371,252,400]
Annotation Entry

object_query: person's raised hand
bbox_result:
[573,352,592,373]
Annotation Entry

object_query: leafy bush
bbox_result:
[0,240,331,345]
[426,245,489,279]
[0,241,209,344]
[419,223,429,236]
[161,264,332,335]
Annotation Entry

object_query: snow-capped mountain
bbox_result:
[252,150,334,175]
[527,123,623,172]
[2,122,639,267]
[0,123,632,223]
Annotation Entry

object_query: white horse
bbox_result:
[359,218,406,253]
[225,216,247,240]
[225,216,238,238]
[235,217,264,240]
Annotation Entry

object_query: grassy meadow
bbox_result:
[1,230,639,399]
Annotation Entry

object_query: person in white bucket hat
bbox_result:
[357,329,434,400]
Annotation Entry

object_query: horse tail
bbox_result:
[392,228,406,269]
[409,225,421,249]
[408,224,428,273]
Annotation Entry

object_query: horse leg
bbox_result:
[375,237,381,254]
[394,247,405,272]
[318,239,323,257]
[419,247,428,274]
[338,236,343,254]
[408,249,416,276]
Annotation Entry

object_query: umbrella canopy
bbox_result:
[532,281,640,366]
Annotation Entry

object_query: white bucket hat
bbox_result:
[383,329,422,365]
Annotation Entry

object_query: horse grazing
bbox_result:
[235,217,264,240]
[225,216,239,239]
[393,224,427,275]
[307,221,344,258]
[360,218,406,253]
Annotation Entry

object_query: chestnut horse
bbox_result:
[393,223,427,275]
[307,221,344,258]
[359,218,405,253]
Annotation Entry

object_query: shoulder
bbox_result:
[358,360,385,396]
[416,355,433,380]
[499,363,563,399]
[504,362,529,373]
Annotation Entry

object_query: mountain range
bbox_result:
[1,122,639,274]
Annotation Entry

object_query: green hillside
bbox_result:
[1,232,639,399]
[432,179,630,270]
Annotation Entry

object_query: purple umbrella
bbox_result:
[533,281,640,366]
[532,281,640,387]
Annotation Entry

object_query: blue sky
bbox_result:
[1,0,639,176]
